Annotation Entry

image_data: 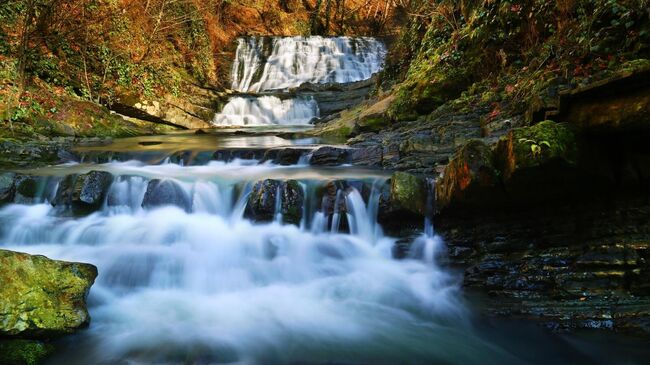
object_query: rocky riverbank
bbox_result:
[308,58,650,336]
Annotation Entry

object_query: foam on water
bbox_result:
[213,96,319,126]
[0,159,519,364]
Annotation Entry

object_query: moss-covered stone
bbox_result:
[389,172,427,217]
[496,121,577,181]
[436,140,501,210]
[0,249,98,338]
[0,340,54,365]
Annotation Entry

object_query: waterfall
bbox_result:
[232,36,387,92]
[213,96,319,126]
[213,36,386,127]
[0,159,482,363]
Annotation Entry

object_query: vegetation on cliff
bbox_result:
[0,0,399,139]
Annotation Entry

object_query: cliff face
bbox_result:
[304,1,650,335]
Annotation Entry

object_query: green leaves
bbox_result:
[519,138,552,158]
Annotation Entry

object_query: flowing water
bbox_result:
[214,36,386,126]
[213,96,319,126]
[1,36,648,365]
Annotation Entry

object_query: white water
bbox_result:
[231,36,387,93]
[0,160,517,364]
[213,96,319,126]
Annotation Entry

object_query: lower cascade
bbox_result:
[0,159,502,364]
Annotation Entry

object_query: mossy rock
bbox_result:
[0,249,98,338]
[436,140,502,211]
[496,121,577,181]
[0,340,54,365]
[389,172,427,217]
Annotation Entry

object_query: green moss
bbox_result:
[496,121,577,180]
[390,172,427,216]
[0,249,98,338]
[0,340,54,365]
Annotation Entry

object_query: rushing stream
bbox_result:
[0,36,648,365]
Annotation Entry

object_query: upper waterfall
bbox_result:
[231,36,387,92]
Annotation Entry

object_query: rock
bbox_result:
[435,140,501,211]
[309,146,351,166]
[556,59,650,131]
[13,175,40,204]
[379,172,428,224]
[356,94,394,132]
[142,179,191,212]
[245,179,304,225]
[262,148,307,165]
[0,340,54,365]
[0,249,97,338]
[72,171,114,209]
[349,145,383,167]
[0,172,16,203]
[494,121,578,202]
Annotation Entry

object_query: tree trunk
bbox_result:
[311,0,323,35]
[324,0,332,34]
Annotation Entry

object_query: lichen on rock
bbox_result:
[0,249,98,338]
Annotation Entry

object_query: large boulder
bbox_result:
[141,179,191,212]
[0,249,97,338]
[436,140,501,211]
[245,179,303,225]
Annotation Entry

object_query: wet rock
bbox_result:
[379,172,428,227]
[0,339,54,365]
[309,146,351,166]
[52,174,76,207]
[13,175,40,204]
[435,140,501,211]
[349,145,383,167]
[73,171,114,209]
[0,249,97,338]
[142,179,191,212]
[245,179,304,225]
[318,181,348,216]
[212,148,267,162]
[262,148,307,165]
[0,172,16,203]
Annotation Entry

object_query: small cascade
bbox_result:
[213,96,319,126]
[409,178,445,264]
